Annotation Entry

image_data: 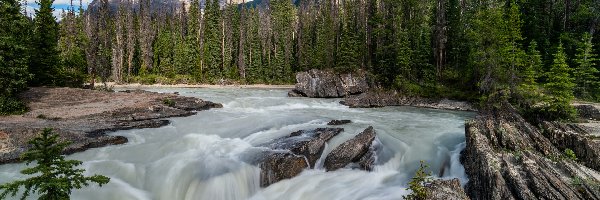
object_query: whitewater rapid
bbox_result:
[0,88,474,200]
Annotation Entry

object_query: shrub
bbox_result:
[163,98,176,107]
[564,148,578,161]
[0,96,27,115]
[404,160,433,200]
[0,128,110,199]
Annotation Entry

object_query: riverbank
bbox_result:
[0,87,221,164]
[106,82,295,89]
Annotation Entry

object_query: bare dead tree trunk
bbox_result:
[139,0,153,72]
[112,0,125,83]
[126,0,134,82]
[84,11,97,88]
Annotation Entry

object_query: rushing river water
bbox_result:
[0,88,474,200]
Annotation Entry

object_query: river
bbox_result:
[0,88,474,200]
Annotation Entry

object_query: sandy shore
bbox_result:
[106,82,295,89]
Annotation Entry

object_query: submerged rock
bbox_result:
[289,69,370,98]
[327,119,352,125]
[462,101,600,200]
[324,126,377,171]
[425,179,470,200]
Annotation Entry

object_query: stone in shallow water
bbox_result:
[258,128,344,187]
[327,120,352,126]
[324,126,376,171]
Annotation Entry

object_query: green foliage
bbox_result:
[404,160,432,200]
[564,148,578,161]
[0,128,110,200]
[543,43,576,120]
[202,0,223,80]
[0,96,27,115]
[162,98,175,107]
[29,0,61,86]
[0,0,31,115]
[573,33,599,100]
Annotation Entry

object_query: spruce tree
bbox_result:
[202,0,223,82]
[0,128,110,200]
[29,0,60,86]
[0,0,31,114]
[544,43,576,119]
[573,33,599,100]
[336,0,360,73]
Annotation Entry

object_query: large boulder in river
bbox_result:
[259,128,344,187]
[288,69,370,98]
[324,126,377,171]
[462,100,600,200]
[260,152,309,187]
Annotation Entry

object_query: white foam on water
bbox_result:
[0,88,474,200]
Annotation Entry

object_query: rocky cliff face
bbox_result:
[288,69,371,98]
[462,101,600,200]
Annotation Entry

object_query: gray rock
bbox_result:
[258,128,343,187]
[324,126,376,171]
[290,69,370,98]
[259,152,309,187]
[575,104,600,120]
[341,91,477,111]
[540,122,600,171]
[425,179,470,200]
[462,101,600,200]
[327,120,352,125]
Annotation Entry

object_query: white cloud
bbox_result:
[53,8,66,20]
[26,0,92,8]
[25,5,67,20]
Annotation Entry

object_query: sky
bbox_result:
[24,0,93,20]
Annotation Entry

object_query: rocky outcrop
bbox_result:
[260,152,309,187]
[259,128,343,187]
[462,101,600,200]
[341,91,477,111]
[425,179,470,200]
[327,119,352,125]
[540,122,600,171]
[0,87,222,164]
[574,103,600,120]
[324,126,377,171]
[258,127,378,187]
[288,69,370,98]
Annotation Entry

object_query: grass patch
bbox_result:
[162,99,176,107]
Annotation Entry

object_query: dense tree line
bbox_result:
[1,0,599,119]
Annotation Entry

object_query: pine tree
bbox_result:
[0,0,31,114]
[0,128,110,200]
[573,33,599,100]
[29,0,60,86]
[504,0,526,94]
[544,43,576,119]
[202,0,223,82]
[336,0,360,73]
